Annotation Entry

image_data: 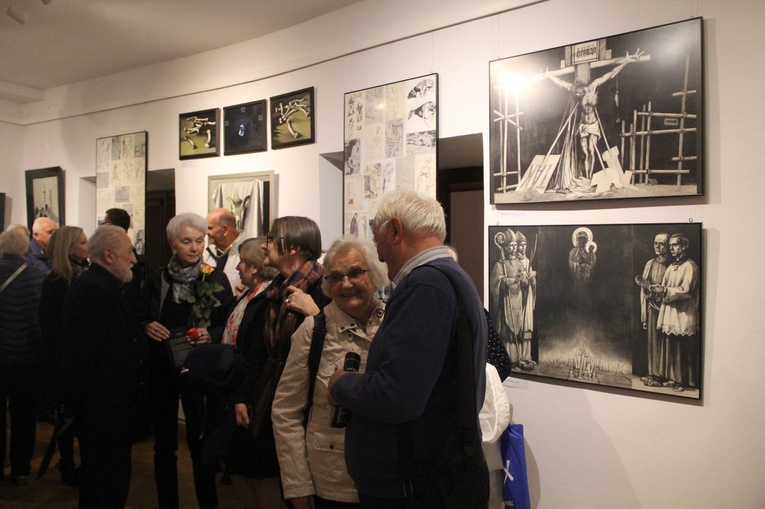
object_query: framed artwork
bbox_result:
[179,108,220,159]
[270,87,315,149]
[25,167,64,230]
[343,73,438,241]
[96,131,148,255]
[208,171,275,239]
[490,17,703,204]
[224,100,268,155]
[488,223,703,400]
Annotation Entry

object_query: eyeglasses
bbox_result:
[326,268,368,286]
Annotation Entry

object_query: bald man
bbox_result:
[203,208,245,295]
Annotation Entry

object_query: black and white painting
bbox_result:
[489,223,702,399]
[25,167,64,231]
[490,18,703,204]
[343,73,438,241]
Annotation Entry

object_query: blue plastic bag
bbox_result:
[501,423,531,509]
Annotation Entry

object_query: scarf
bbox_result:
[70,258,89,281]
[265,260,324,358]
[222,279,270,345]
[167,255,201,304]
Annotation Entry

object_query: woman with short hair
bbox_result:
[141,212,234,509]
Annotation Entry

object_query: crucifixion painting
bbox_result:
[490,18,702,204]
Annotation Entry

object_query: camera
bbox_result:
[331,352,361,428]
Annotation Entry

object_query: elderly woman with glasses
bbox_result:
[272,238,388,509]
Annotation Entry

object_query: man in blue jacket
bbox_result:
[329,189,487,508]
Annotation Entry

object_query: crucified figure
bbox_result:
[543,50,644,179]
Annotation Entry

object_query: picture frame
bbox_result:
[223,100,268,155]
[488,222,703,400]
[179,108,220,159]
[208,171,275,239]
[490,17,703,204]
[342,73,438,241]
[270,87,315,150]
[25,166,64,230]
[0,192,6,229]
[96,131,148,255]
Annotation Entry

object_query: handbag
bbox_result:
[397,265,489,509]
[501,424,531,509]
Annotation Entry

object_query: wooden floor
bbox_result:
[0,420,276,508]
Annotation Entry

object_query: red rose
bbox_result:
[187,327,201,340]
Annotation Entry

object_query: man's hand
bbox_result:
[327,369,348,406]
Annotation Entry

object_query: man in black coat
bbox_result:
[61,225,148,509]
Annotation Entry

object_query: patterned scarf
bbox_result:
[222,280,270,345]
[166,255,201,304]
[265,259,324,358]
[70,258,89,280]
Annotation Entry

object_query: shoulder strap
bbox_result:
[0,264,27,294]
[303,312,327,426]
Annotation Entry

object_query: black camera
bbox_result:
[331,352,361,428]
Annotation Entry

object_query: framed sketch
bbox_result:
[270,87,314,149]
[224,100,268,155]
[488,223,703,400]
[208,171,275,239]
[25,167,64,230]
[343,73,438,241]
[179,108,220,159]
[96,131,148,255]
[490,17,703,204]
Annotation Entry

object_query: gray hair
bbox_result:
[32,216,57,234]
[374,189,446,242]
[88,225,127,262]
[321,237,389,296]
[5,224,30,236]
[0,228,30,257]
[166,213,207,243]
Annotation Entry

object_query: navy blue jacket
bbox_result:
[331,256,487,497]
[0,255,46,367]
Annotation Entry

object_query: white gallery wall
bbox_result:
[1,0,764,506]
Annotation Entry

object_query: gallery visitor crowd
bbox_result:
[1,192,516,509]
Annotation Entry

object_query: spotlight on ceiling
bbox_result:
[6,5,29,25]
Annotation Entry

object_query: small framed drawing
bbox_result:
[270,87,315,149]
[488,222,703,400]
[489,17,703,204]
[179,108,220,159]
[223,100,268,155]
[25,167,64,230]
[208,171,275,239]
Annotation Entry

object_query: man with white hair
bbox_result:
[28,217,58,273]
[329,189,488,507]
[61,225,148,508]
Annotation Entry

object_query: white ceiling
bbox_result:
[0,0,361,100]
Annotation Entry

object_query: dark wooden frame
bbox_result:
[270,87,315,150]
[179,108,221,159]
[25,166,64,229]
[223,100,268,155]
[488,222,703,400]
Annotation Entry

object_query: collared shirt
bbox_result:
[393,245,452,285]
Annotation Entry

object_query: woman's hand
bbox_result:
[145,321,169,342]
[188,327,211,345]
[234,403,250,427]
[285,286,320,317]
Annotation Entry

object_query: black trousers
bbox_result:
[77,408,133,509]
[150,367,217,509]
[0,364,39,477]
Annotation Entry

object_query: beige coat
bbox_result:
[272,300,385,503]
